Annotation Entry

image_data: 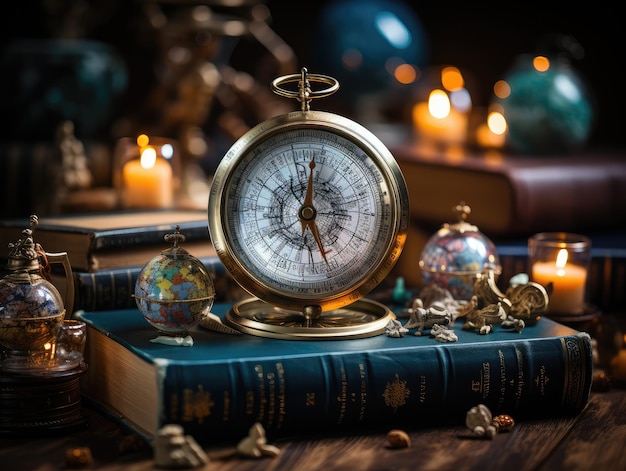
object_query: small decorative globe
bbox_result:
[134,229,215,337]
[0,218,67,361]
[419,203,501,300]
[497,54,594,155]
[0,273,65,354]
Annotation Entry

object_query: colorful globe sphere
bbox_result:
[0,273,65,353]
[419,208,501,301]
[134,244,215,337]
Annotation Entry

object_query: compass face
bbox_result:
[208,110,409,313]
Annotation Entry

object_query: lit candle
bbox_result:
[531,248,587,314]
[122,146,173,209]
[413,90,468,145]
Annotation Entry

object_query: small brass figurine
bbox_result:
[457,270,549,334]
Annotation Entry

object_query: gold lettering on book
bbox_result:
[515,349,525,408]
[254,364,266,421]
[482,362,491,398]
[382,373,410,412]
[266,371,276,428]
[245,391,254,415]
[359,363,367,421]
[419,375,427,403]
[181,385,213,424]
[535,365,548,396]
[498,350,507,408]
[306,392,316,406]
[276,362,286,429]
[337,366,348,424]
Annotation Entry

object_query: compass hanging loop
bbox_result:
[271,67,340,112]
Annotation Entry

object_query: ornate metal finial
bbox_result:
[6,215,40,267]
[447,202,477,233]
[454,201,471,222]
[164,225,186,248]
[298,67,312,112]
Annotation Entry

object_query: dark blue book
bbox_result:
[76,303,593,445]
[0,209,214,272]
[68,256,243,312]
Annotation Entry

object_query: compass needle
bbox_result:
[299,156,330,264]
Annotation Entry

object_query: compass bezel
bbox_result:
[208,110,409,314]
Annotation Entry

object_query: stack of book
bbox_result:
[0,209,242,312]
[0,207,595,448]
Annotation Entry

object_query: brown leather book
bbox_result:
[391,144,626,237]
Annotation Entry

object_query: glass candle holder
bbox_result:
[528,232,591,319]
[114,135,180,209]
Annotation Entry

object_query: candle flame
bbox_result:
[136,134,150,147]
[555,248,568,276]
[428,89,450,119]
[140,147,157,169]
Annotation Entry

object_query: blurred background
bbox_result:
[0,0,623,217]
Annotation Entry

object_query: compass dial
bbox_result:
[209,110,408,313]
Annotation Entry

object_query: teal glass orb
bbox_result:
[497,55,595,155]
[311,0,429,102]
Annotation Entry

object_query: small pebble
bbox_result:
[64,447,94,468]
[492,414,515,432]
[386,429,411,448]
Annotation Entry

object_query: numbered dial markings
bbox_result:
[209,109,409,314]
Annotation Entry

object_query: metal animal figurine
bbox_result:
[402,298,453,336]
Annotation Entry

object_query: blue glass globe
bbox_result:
[311,0,428,102]
[497,55,595,155]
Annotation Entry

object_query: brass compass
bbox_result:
[208,68,409,339]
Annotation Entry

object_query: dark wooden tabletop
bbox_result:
[1,383,624,471]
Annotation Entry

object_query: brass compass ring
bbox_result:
[271,67,339,110]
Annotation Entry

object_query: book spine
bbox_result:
[160,333,592,443]
[90,222,210,251]
[72,257,232,312]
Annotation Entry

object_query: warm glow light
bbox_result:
[441,67,464,91]
[394,63,417,84]
[493,80,510,99]
[342,48,362,70]
[140,147,157,169]
[428,90,450,118]
[487,111,507,135]
[136,134,150,147]
[555,248,568,275]
[533,56,550,72]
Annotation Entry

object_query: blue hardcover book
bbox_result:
[76,303,593,445]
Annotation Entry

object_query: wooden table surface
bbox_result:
[1,383,624,471]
